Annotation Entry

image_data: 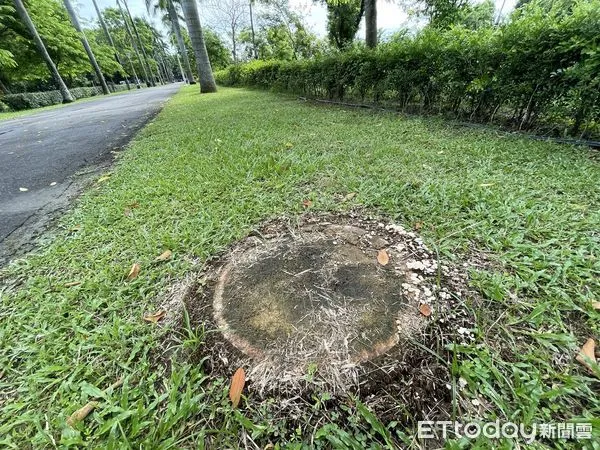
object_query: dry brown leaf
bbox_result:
[414,221,423,231]
[576,338,597,374]
[155,250,172,262]
[592,302,600,310]
[67,401,98,427]
[302,199,313,208]
[64,281,81,288]
[229,367,246,408]
[343,192,357,202]
[419,303,432,317]
[127,263,140,280]
[143,310,166,323]
[377,249,389,266]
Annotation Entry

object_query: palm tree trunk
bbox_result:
[365,0,377,48]
[13,0,73,102]
[180,0,217,93]
[63,0,110,95]
[92,0,130,90]
[176,54,185,82]
[167,0,195,84]
[249,1,257,59]
[122,0,157,86]
[153,48,165,84]
[125,52,142,88]
[117,0,151,87]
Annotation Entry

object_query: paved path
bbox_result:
[0,83,181,263]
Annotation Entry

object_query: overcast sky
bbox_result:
[78,0,518,40]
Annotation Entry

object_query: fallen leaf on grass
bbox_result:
[229,367,246,408]
[419,304,432,317]
[66,401,98,427]
[64,281,81,288]
[123,208,133,217]
[377,249,389,266]
[592,302,600,310]
[302,199,313,208]
[155,250,172,261]
[143,310,166,323]
[414,221,423,231]
[127,263,140,280]
[576,338,597,374]
[342,192,356,202]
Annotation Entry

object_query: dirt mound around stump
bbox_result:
[172,214,471,395]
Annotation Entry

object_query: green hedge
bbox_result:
[215,1,600,138]
[1,84,130,111]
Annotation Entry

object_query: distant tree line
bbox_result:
[0,0,229,99]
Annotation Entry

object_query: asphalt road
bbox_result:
[0,82,181,263]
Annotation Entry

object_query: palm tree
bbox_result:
[122,0,157,86]
[12,0,73,102]
[249,0,257,58]
[117,0,151,87]
[62,0,110,95]
[180,0,216,92]
[92,0,133,90]
[147,0,195,84]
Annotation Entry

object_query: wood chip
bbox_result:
[377,249,389,266]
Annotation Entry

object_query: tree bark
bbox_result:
[122,0,156,86]
[180,0,217,93]
[13,0,73,102]
[365,0,377,48]
[167,0,195,84]
[92,0,130,90]
[117,0,151,87]
[63,0,110,95]
[176,54,185,82]
[249,1,257,59]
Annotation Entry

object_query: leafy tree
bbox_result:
[322,0,363,50]
[10,0,73,101]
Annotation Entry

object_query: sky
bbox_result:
[78,0,519,41]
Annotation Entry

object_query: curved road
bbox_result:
[0,83,181,264]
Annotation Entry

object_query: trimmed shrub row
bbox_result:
[215,1,600,139]
[1,84,130,111]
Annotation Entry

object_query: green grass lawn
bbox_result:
[1,86,599,448]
